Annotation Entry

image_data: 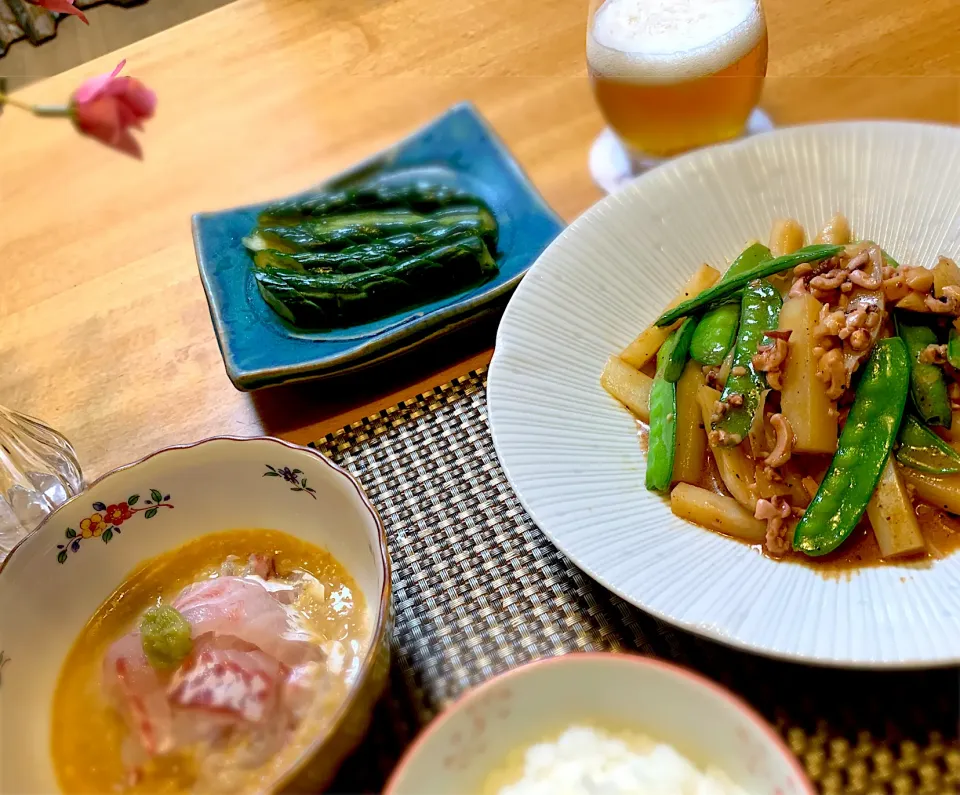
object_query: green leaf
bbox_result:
[65,528,77,539]
[102,529,113,543]
[57,550,68,565]
[263,471,280,477]
[265,464,277,472]
[144,508,158,519]
[128,494,140,506]
[150,489,163,503]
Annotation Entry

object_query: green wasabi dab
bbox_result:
[140,605,192,670]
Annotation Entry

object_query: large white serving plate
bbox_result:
[488,122,960,668]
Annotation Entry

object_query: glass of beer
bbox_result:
[587,0,770,187]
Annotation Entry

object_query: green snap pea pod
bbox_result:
[793,337,910,556]
[662,317,698,383]
[655,244,842,328]
[712,279,783,443]
[882,250,900,269]
[948,328,960,369]
[646,328,683,492]
[898,319,952,428]
[689,243,773,365]
[689,304,740,365]
[896,414,960,474]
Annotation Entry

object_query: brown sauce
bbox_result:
[633,422,960,574]
[760,509,960,575]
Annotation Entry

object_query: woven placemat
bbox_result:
[314,367,960,795]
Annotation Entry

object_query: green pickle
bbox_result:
[140,605,193,670]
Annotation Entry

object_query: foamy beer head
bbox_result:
[587,0,768,156]
[588,0,765,84]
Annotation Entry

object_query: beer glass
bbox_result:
[587,0,770,187]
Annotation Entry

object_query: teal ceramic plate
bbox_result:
[193,102,564,391]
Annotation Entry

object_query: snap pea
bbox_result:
[646,328,682,492]
[948,328,960,369]
[793,337,910,556]
[896,414,960,474]
[689,243,773,365]
[655,244,842,327]
[663,317,698,383]
[898,319,952,428]
[689,304,740,366]
[713,279,783,443]
[882,250,900,269]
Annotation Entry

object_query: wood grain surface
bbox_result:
[0,0,957,480]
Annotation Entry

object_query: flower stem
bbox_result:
[0,95,71,116]
[0,93,33,111]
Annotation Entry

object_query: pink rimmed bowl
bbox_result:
[0,436,392,794]
[385,652,813,795]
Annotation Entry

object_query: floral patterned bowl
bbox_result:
[385,653,813,795]
[0,436,392,794]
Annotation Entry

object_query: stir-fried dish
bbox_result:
[51,530,367,793]
[602,214,960,565]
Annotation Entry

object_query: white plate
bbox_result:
[488,122,960,668]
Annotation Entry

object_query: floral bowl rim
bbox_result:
[0,435,392,793]
[382,651,814,795]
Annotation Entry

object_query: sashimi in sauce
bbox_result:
[51,529,368,794]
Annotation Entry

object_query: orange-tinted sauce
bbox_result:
[635,421,960,573]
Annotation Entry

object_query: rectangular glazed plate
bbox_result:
[193,102,565,391]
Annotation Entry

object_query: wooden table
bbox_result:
[0,0,957,480]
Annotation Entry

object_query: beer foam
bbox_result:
[588,0,764,84]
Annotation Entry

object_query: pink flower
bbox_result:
[26,0,88,24]
[71,60,156,158]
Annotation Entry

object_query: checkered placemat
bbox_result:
[315,368,960,795]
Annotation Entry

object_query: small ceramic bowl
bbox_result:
[0,437,392,794]
[385,653,813,795]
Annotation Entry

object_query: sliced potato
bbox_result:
[894,292,928,313]
[814,213,852,246]
[696,384,756,510]
[600,356,653,422]
[867,459,926,559]
[673,361,707,485]
[620,264,721,369]
[777,294,838,454]
[670,483,767,543]
[768,218,805,258]
[933,256,960,298]
[900,467,960,516]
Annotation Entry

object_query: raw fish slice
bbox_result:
[172,577,323,666]
[103,631,174,755]
[283,662,326,723]
[168,636,283,723]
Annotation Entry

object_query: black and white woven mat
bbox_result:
[314,368,959,795]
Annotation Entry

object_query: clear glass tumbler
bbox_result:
[587,0,770,186]
[0,405,84,559]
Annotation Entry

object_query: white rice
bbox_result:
[494,725,751,795]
